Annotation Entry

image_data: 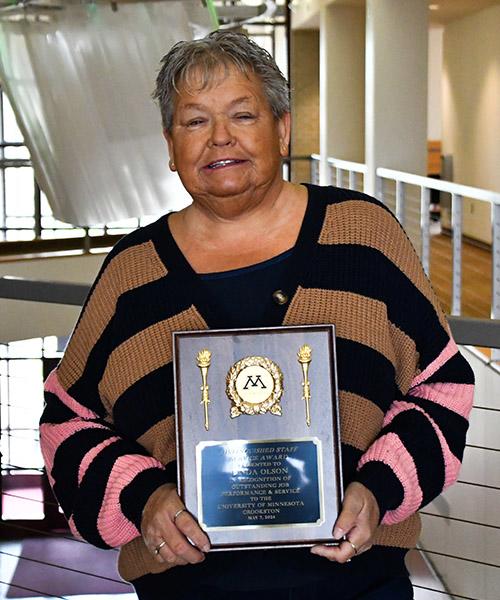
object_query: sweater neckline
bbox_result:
[153,183,326,328]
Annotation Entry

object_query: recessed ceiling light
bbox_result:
[429,4,439,10]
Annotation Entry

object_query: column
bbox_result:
[365,0,428,195]
[319,4,365,184]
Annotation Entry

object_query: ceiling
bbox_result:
[428,0,500,25]
[291,0,500,28]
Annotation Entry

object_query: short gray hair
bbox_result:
[153,30,290,131]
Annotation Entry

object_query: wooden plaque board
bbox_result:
[173,325,343,551]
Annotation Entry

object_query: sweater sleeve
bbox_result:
[354,210,475,525]
[39,241,173,549]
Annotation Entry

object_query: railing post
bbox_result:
[451,194,463,316]
[336,167,343,188]
[395,180,405,226]
[492,202,500,361]
[376,175,384,204]
[420,186,431,275]
[310,157,319,185]
[348,170,356,191]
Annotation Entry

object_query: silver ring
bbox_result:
[346,539,358,555]
[173,508,187,522]
[154,540,167,555]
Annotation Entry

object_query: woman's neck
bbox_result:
[168,182,308,274]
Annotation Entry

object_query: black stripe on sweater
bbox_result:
[51,427,117,519]
[406,395,469,460]
[305,244,450,369]
[113,364,175,440]
[73,439,150,548]
[336,338,396,414]
[40,392,78,424]
[424,352,475,385]
[383,409,445,508]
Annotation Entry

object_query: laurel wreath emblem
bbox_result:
[226,355,283,418]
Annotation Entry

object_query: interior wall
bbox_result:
[290,29,320,184]
[428,25,443,141]
[442,4,500,244]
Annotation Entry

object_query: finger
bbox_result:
[333,503,361,540]
[163,524,206,564]
[310,540,356,564]
[158,543,188,566]
[175,511,211,553]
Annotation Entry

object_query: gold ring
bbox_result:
[346,539,358,555]
[173,508,187,522]
[154,540,167,555]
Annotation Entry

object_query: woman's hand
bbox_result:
[310,482,380,563]
[141,483,211,567]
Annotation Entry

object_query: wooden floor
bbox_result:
[430,232,491,319]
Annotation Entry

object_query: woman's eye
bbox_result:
[235,113,255,121]
[187,118,205,127]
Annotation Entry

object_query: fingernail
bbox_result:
[333,527,344,539]
[310,547,320,555]
[202,545,210,553]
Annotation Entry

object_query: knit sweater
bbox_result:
[40,184,474,583]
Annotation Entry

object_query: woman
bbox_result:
[40,31,474,599]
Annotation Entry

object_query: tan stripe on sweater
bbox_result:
[98,306,208,410]
[138,415,176,465]
[318,201,448,331]
[284,288,397,370]
[374,513,421,548]
[58,241,167,390]
[339,390,384,451]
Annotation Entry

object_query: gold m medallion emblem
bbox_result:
[226,356,283,418]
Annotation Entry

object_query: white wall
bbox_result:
[428,26,443,141]
[442,4,500,244]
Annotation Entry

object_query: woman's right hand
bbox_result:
[141,483,211,567]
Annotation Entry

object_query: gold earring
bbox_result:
[169,160,176,170]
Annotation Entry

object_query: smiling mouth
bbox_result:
[205,159,246,170]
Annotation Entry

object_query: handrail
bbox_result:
[311,154,367,174]
[1,276,499,349]
[376,167,500,205]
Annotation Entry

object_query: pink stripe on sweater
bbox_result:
[97,454,166,547]
[358,432,423,526]
[384,400,462,489]
[40,420,109,477]
[409,382,474,419]
[68,516,84,541]
[44,369,96,419]
[411,339,458,387]
[78,437,121,485]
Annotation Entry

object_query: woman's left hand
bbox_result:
[310,482,380,563]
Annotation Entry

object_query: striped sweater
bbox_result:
[40,184,474,582]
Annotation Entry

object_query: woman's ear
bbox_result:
[278,112,291,157]
[163,129,176,171]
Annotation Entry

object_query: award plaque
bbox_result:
[173,325,343,550]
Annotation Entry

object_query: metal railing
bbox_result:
[376,168,500,321]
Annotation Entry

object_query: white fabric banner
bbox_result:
[0,1,212,225]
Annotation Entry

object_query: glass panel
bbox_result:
[5,167,34,216]
[2,93,24,143]
[4,145,30,160]
[40,192,52,216]
[6,229,35,241]
[41,228,86,239]
[5,216,35,229]
[7,339,43,359]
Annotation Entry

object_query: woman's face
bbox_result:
[164,66,290,208]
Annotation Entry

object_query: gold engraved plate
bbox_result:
[226,356,283,418]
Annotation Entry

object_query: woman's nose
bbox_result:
[209,119,234,147]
